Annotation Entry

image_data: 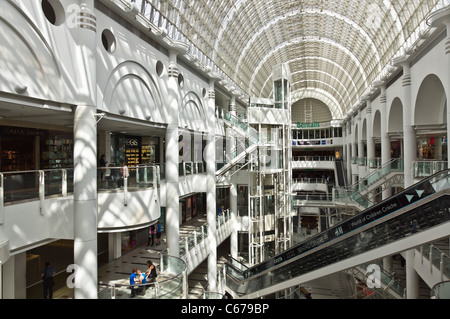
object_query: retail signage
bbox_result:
[297,121,320,128]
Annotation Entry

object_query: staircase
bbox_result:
[216,112,260,180]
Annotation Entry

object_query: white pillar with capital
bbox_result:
[392,55,419,299]
[165,44,188,257]
[374,81,394,272]
[393,56,416,188]
[364,98,375,172]
[71,0,98,299]
[206,73,222,292]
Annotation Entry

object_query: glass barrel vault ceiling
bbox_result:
[128,0,450,118]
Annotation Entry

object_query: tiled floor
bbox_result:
[52,214,220,299]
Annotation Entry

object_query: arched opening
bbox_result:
[373,110,382,166]
[414,74,447,160]
[388,98,403,159]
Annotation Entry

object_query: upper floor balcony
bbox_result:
[0,165,160,253]
[291,155,336,170]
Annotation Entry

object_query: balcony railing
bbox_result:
[292,156,335,162]
[161,210,233,257]
[98,252,188,299]
[413,160,448,178]
[0,165,159,206]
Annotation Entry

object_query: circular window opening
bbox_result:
[101,29,116,53]
[178,74,184,88]
[41,0,65,26]
[156,61,165,77]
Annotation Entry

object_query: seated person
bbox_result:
[129,267,137,298]
[145,260,157,283]
[136,269,146,293]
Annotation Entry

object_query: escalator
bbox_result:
[335,159,346,187]
[225,170,450,298]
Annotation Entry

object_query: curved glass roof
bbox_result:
[129,0,450,118]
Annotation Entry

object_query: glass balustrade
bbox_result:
[413,161,448,178]
[353,158,404,193]
[420,244,450,279]
[293,188,372,209]
[164,210,232,257]
[431,281,450,299]
[292,156,335,162]
[223,112,260,144]
[98,253,187,299]
[227,170,450,297]
[359,261,406,298]
[0,165,160,205]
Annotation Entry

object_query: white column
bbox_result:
[73,104,97,299]
[345,121,352,184]
[72,0,98,299]
[2,256,14,299]
[375,82,394,271]
[351,118,358,184]
[206,76,219,292]
[406,249,420,299]
[446,24,450,164]
[365,99,375,171]
[393,56,419,298]
[357,110,364,177]
[230,183,238,259]
[165,49,181,257]
[229,93,237,117]
[394,56,416,188]
[377,83,392,199]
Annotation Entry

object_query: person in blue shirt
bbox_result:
[129,267,137,298]
[156,221,162,246]
[137,269,146,285]
[136,269,146,294]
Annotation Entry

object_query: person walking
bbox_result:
[42,262,55,299]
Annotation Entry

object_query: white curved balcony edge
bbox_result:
[1,187,160,255]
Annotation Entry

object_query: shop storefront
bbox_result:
[110,134,160,167]
[0,125,73,172]
[181,193,205,223]
[417,135,447,160]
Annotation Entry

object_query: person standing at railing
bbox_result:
[99,154,107,180]
[147,224,155,247]
[156,221,161,246]
[118,162,129,187]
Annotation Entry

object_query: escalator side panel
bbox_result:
[229,194,450,297]
[244,179,436,278]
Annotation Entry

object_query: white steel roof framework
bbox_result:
[128,0,450,118]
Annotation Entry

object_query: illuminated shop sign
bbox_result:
[297,122,320,128]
